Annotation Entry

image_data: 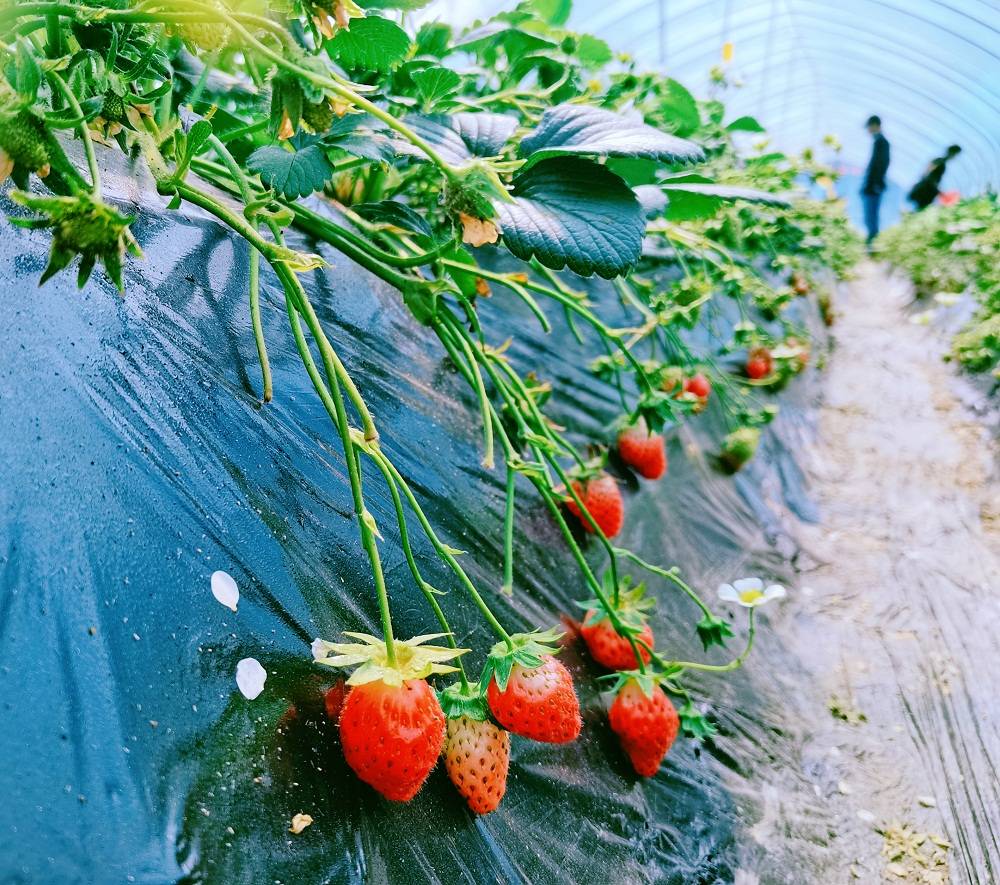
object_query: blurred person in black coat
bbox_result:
[908,145,962,210]
[861,115,890,246]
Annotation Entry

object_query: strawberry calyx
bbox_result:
[312,631,468,686]
[601,668,680,699]
[577,573,654,633]
[564,452,606,486]
[678,699,718,739]
[438,682,489,721]
[480,627,563,693]
[696,613,734,651]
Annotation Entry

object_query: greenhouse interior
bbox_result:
[0,0,997,882]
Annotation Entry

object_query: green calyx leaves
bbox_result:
[11,191,142,292]
[577,573,654,630]
[481,627,563,692]
[678,700,717,740]
[696,614,734,652]
[312,631,468,686]
[438,682,489,721]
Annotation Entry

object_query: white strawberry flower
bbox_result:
[717,577,786,608]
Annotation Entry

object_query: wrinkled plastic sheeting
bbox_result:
[0,166,826,885]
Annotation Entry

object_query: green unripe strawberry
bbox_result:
[720,427,760,471]
[0,109,50,174]
[301,99,335,133]
[100,92,128,124]
[176,2,231,52]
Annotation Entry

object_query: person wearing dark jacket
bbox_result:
[861,115,890,245]
[908,145,962,210]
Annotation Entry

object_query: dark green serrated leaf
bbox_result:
[411,66,461,109]
[247,144,333,198]
[328,16,411,72]
[521,103,704,168]
[395,112,518,165]
[495,157,645,279]
[354,200,433,239]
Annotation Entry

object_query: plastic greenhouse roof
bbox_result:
[421,0,1000,196]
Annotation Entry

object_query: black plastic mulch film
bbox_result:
[0,165,825,885]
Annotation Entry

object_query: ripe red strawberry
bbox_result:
[608,680,679,777]
[684,373,711,400]
[324,679,347,722]
[487,655,581,743]
[617,420,667,480]
[746,348,773,380]
[444,715,510,814]
[581,611,653,670]
[338,678,445,801]
[566,473,624,537]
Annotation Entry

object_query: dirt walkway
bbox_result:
[739,264,1000,884]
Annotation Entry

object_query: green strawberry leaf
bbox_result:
[395,112,518,165]
[354,200,434,240]
[520,103,704,168]
[322,115,398,163]
[663,173,789,206]
[411,65,462,110]
[328,16,411,72]
[247,142,333,199]
[11,38,41,99]
[494,157,645,279]
[726,114,765,133]
[658,78,700,137]
[358,0,432,9]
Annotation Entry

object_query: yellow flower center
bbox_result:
[739,589,763,604]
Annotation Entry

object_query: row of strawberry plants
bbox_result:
[0,0,859,814]
[877,195,999,382]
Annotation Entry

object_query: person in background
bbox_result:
[908,145,962,210]
[861,115,890,246]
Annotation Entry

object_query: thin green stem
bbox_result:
[613,548,715,619]
[501,468,515,596]
[369,448,470,690]
[46,71,100,195]
[369,447,513,647]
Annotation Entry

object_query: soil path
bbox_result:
[743,263,1000,884]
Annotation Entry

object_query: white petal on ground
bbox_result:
[211,571,239,612]
[236,658,266,700]
[289,813,314,834]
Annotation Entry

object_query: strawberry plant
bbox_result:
[879,195,999,382]
[0,0,859,812]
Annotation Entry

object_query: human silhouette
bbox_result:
[908,145,962,210]
[861,115,890,246]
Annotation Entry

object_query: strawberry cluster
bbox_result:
[313,628,581,814]
[576,577,680,777]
